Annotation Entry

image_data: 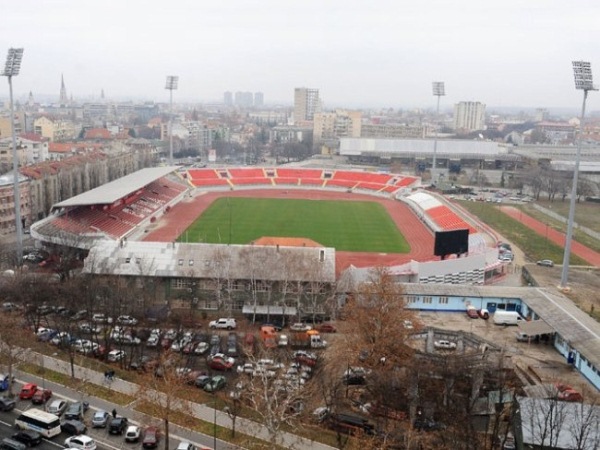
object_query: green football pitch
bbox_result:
[178,197,410,253]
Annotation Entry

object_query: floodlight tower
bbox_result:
[432,81,445,185]
[2,48,24,265]
[559,61,597,289]
[165,75,179,165]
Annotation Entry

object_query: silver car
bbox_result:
[91,410,109,428]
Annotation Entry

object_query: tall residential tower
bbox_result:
[294,87,320,124]
[453,101,486,133]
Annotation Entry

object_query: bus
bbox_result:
[14,409,61,438]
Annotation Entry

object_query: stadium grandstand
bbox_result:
[31,166,188,249]
[184,167,420,195]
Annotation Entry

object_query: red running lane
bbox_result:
[500,206,600,267]
[143,189,435,273]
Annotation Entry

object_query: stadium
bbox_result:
[29,166,504,319]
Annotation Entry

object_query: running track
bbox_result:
[143,189,436,272]
[500,206,600,267]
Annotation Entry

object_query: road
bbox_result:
[5,374,228,450]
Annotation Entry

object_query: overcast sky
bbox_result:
[2,0,599,111]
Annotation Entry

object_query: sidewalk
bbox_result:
[25,352,335,450]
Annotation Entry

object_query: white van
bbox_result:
[493,311,523,326]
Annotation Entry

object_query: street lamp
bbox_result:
[431,81,445,185]
[165,75,179,165]
[2,48,24,266]
[559,61,597,289]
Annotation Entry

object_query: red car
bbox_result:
[19,383,38,400]
[317,323,337,333]
[466,307,479,319]
[142,426,160,449]
[207,355,234,371]
[31,388,52,404]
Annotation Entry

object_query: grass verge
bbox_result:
[458,201,588,265]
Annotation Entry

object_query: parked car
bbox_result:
[478,308,490,319]
[125,426,142,443]
[11,431,42,447]
[209,318,236,330]
[175,442,197,450]
[19,383,37,400]
[466,306,479,319]
[146,334,159,347]
[194,342,209,355]
[226,332,238,356]
[64,401,89,421]
[92,313,112,324]
[290,323,312,332]
[107,349,126,362]
[109,417,129,435]
[434,340,457,350]
[207,354,234,371]
[142,426,160,449]
[46,399,68,416]
[195,375,212,389]
[204,375,226,393]
[31,388,52,404]
[64,435,96,450]
[61,420,87,436]
[294,350,317,367]
[536,259,554,267]
[0,396,16,411]
[116,315,138,326]
[91,410,110,428]
[316,323,337,333]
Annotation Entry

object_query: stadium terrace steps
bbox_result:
[426,205,476,233]
[186,168,418,192]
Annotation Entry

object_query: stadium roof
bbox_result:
[53,166,179,208]
[82,241,336,283]
[339,138,511,157]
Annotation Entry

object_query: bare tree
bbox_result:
[135,352,194,450]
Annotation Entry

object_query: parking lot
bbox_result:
[417,310,598,398]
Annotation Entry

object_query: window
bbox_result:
[172,278,191,290]
[178,259,184,266]
[232,280,245,291]
[189,259,194,266]
[438,296,448,304]
[405,296,417,304]
[423,297,432,304]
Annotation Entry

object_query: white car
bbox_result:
[194,342,209,355]
[64,435,97,450]
[125,425,141,443]
[278,334,289,347]
[146,334,159,347]
[209,318,237,330]
[116,315,138,325]
[290,323,312,332]
[92,313,112,324]
[107,349,126,362]
[237,363,254,375]
[434,340,457,350]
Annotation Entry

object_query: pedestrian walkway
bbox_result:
[25,352,335,450]
[500,206,600,266]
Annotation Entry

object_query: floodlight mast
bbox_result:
[2,48,24,266]
[432,81,445,185]
[559,61,597,289]
[165,76,179,165]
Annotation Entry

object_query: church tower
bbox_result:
[59,74,68,106]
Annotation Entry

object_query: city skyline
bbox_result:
[2,0,600,111]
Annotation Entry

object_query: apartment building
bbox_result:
[294,88,320,124]
[313,110,362,143]
[34,116,80,142]
[453,101,486,133]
